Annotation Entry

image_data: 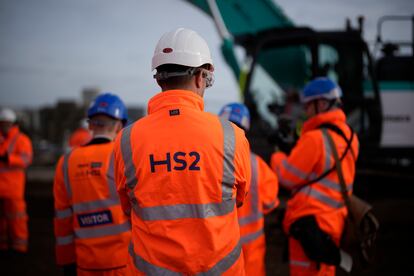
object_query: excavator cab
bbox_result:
[235,25,382,160]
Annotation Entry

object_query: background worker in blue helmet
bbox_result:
[53,93,132,276]
[219,103,279,276]
[271,77,359,275]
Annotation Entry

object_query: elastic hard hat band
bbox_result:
[154,68,214,88]
[153,67,197,81]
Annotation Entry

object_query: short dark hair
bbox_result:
[155,64,194,87]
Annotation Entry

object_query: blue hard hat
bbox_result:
[87,93,128,125]
[301,77,342,103]
[219,102,250,131]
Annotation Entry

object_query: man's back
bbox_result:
[114,90,251,274]
[54,140,131,269]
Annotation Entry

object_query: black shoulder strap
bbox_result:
[292,124,355,194]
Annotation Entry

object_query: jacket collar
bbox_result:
[147,90,204,115]
[302,109,346,134]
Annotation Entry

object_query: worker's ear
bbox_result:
[115,121,123,133]
[195,70,204,89]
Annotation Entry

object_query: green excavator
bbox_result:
[186,0,414,172]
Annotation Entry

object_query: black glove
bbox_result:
[290,215,341,265]
[63,263,77,276]
[267,131,295,155]
[267,115,297,154]
[0,153,8,163]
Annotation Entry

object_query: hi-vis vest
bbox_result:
[237,153,279,276]
[271,109,359,240]
[0,126,32,199]
[113,90,251,275]
[54,140,130,269]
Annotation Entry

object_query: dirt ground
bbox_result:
[1,167,413,275]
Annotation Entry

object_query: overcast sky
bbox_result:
[0,0,412,113]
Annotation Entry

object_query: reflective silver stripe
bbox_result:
[134,199,236,221]
[219,118,235,201]
[299,186,344,209]
[238,153,262,226]
[240,228,264,244]
[7,133,20,154]
[6,211,27,219]
[281,159,308,181]
[0,167,24,173]
[19,153,31,166]
[120,125,140,210]
[56,235,74,245]
[198,241,242,276]
[120,125,138,190]
[275,164,296,189]
[129,240,242,275]
[318,177,353,193]
[63,152,72,198]
[75,221,130,239]
[128,242,180,275]
[12,238,28,246]
[73,198,123,213]
[55,208,73,219]
[106,152,119,202]
[322,129,332,171]
[290,259,311,267]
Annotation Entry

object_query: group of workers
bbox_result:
[0,27,359,276]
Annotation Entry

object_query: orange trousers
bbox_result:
[77,266,131,276]
[0,198,28,252]
[289,238,335,276]
[242,234,266,276]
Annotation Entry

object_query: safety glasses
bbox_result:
[200,69,214,88]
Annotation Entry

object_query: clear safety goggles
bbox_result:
[200,68,214,88]
[154,67,214,88]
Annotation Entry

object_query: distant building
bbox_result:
[14,89,145,165]
[82,87,100,108]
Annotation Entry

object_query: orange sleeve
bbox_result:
[53,156,76,265]
[270,132,322,191]
[113,130,132,216]
[233,125,251,207]
[256,155,279,214]
[8,134,32,168]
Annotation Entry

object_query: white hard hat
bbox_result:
[151,28,214,71]
[0,108,17,123]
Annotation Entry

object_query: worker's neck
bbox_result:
[161,84,203,97]
[92,132,116,141]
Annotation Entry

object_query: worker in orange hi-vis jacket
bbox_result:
[220,102,279,276]
[112,28,251,275]
[0,108,33,254]
[53,93,131,276]
[68,119,92,150]
[271,78,359,276]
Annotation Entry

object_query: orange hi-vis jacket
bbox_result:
[54,138,131,269]
[69,128,92,149]
[0,126,33,199]
[237,152,279,276]
[271,109,359,243]
[113,90,251,275]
